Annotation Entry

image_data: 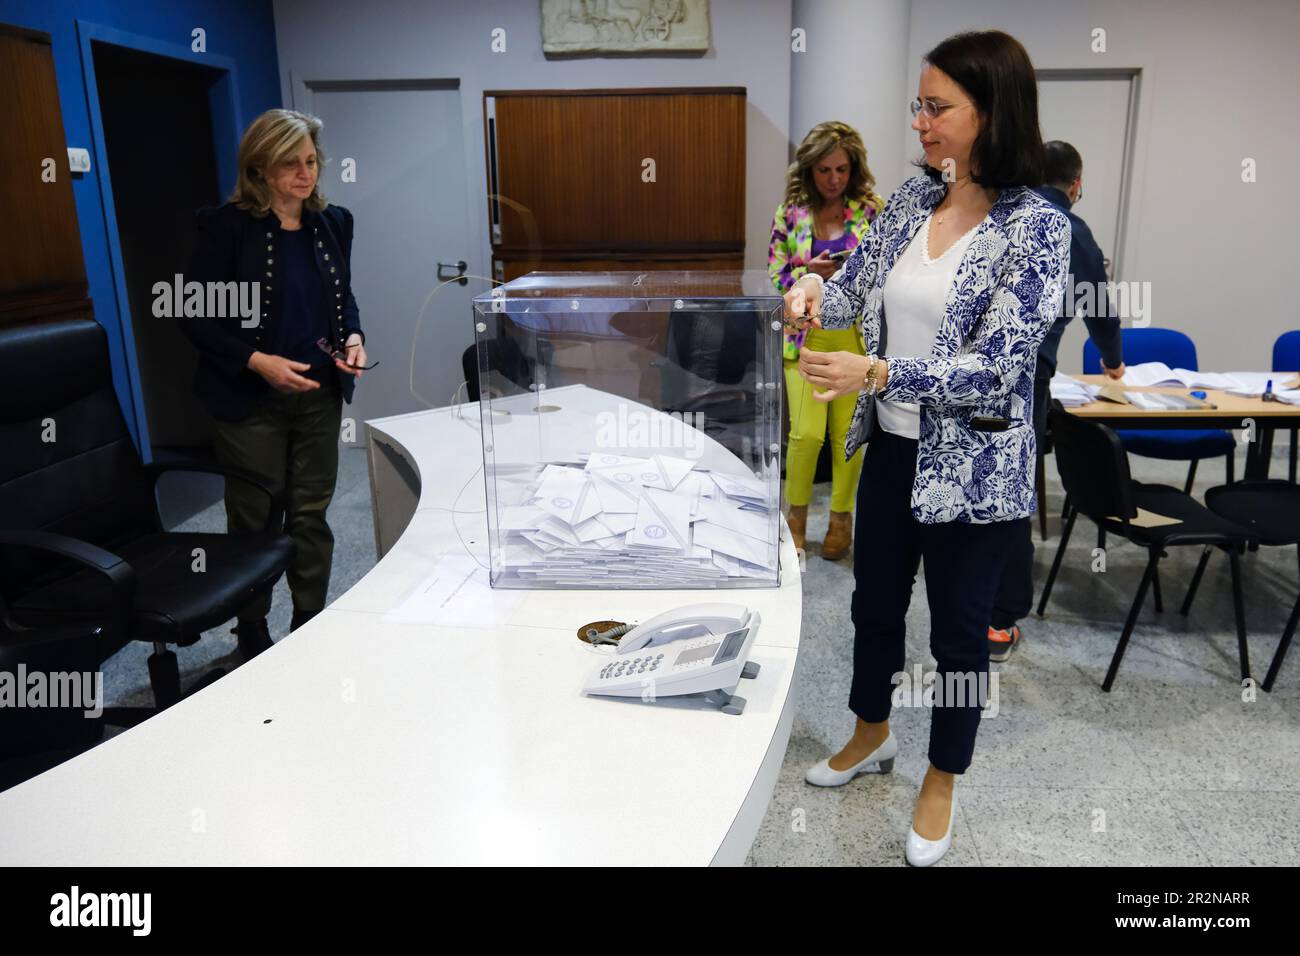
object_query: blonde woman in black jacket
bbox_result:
[182,109,369,656]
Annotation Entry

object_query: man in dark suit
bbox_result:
[987,140,1126,661]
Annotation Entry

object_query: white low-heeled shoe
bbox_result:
[804,733,898,787]
[905,790,957,867]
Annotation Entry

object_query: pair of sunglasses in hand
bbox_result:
[316,337,378,370]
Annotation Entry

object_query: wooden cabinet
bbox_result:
[484,88,745,278]
[0,23,93,329]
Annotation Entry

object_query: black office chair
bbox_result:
[0,320,295,714]
[1182,480,1300,690]
[1037,400,1255,691]
[658,310,760,464]
[462,336,535,404]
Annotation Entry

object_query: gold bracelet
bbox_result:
[863,354,878,394]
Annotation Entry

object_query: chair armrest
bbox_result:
[0,529,135,642]
[0,619,109,657]
[143,460,287,533]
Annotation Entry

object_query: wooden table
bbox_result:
[1067,373,1300,481]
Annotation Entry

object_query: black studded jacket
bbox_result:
[182,202,364,423]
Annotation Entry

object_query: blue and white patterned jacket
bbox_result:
[820,174,1071,524]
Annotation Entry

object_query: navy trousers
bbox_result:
[848,428,1021,773]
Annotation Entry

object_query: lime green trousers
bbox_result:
[783,326,865,511]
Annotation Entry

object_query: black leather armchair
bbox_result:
[0,319,296,714]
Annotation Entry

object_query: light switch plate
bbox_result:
[67,147,91,173]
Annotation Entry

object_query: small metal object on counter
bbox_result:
[578,620,632,646]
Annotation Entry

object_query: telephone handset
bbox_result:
[583,603,761,715]
[614,603,753,654]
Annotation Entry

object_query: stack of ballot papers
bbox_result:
[1050,373,1102,407]
[487,451,779,587]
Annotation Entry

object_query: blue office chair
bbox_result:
[1084,328,1235,494]
[1273,331,1300,483]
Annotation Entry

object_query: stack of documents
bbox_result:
[488,451,778,587]
[1050,373,1102,407]
[1123,391,1209,411]
[1223,373,1300,400]
[1238,389,1300,406]
[1120,362,1283,393]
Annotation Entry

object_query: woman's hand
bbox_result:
[1102,362,1126,381]
[806,251,840,279]
[248,351,320,393]
[798,349,885,403]
[336,333,368,379]
[782,275,824,335]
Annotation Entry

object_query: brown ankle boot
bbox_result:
[822,510,853,560]
[786,504,808,551]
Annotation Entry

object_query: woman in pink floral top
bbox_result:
[769,121,884,559]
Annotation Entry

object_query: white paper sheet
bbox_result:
[695,496,776,543]
[384,554,523,626]
[692,519,778,570]
[627,487,691,553]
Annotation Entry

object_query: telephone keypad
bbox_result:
[598,639,720,682]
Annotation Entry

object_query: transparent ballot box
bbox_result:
[471,272,785,589]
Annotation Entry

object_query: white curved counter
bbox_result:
[0,390,801,865]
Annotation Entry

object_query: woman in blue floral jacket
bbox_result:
[784,31,1071,866]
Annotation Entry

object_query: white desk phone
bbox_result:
[582,603,761,715]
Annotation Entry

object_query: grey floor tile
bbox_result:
[1163,790,1300,865]
[1113,685,1300,793]
[958,785,1215,866]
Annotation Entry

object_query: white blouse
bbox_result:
[876,212,983,439]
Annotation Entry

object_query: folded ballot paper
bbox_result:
[488,451,778,587]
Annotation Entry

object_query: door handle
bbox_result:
[438,260,468,286]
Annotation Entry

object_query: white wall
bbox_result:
[906,0,1300,372]
[272,0,794,278]
[790,0,913,199]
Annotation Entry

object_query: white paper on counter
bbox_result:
[383,554,523,627]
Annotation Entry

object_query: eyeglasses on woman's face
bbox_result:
[909,97,973,120]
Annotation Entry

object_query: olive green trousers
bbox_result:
[211,377,343,621]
